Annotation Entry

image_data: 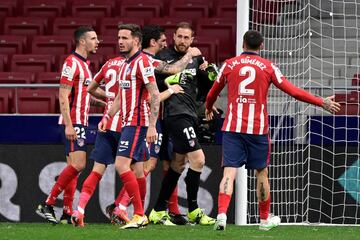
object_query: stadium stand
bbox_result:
[52,17,97,35]
[4,17,48,36]
[22,0,65,19]
[0,89,12,113]
[120,0,164,18]
[0,54,9,71]
[15,88,57,113]
[71,0,114,18]
[0,0,17,19]
[168,0,210,20]
[100,17,145,36]
[31,36,73,55]
[11,54,54,73]
[0,35,28,55]
[35,72,61,84]
[0,72,35,84]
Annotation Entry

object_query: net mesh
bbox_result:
[247,0,360,224]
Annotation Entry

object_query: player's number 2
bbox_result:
[238,66,255,95]
[105,69,117,98]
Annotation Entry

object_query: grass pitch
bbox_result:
[1,223,359,240]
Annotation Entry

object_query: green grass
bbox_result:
[1,223,360,240]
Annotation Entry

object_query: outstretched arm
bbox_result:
[155,47,201,74]
[87,80,106,100]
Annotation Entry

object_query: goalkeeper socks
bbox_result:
[120,170,143,216]
[78,171,102,212]
[163,169,181,215]
[218,192,232,214]
[154,167,181,212]
[63,175,78,215]
[259,197,271,220]
[185,168,201,212]
[46,165,79,206]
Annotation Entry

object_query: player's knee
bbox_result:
[255,168,268,178]
[71,161,86,171]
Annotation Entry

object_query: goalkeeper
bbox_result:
[205,30,341,231]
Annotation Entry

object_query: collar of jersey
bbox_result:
[241,51,259,56]
[72,51,87,62]
[142,50,155,58]
[126,50,142,63]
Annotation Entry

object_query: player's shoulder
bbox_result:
[155,47,173,60]
[104,56,125,67]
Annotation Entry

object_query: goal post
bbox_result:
[236,0,360,225]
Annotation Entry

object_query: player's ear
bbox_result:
[260,42,264,50]
[150,38,156,47]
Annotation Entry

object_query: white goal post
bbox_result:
[236,0,360,225]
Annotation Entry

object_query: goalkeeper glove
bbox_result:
[205,63,219,81]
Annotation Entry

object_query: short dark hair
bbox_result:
[74,26,95,46]
[243,30,264,50]
[118,23,142,43]
[141,25,165,49]
[175,21,194,36]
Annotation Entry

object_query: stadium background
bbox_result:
[0,0,360,225]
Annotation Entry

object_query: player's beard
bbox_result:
[175,44,189,53]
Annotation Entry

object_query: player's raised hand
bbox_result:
[146,125,157,144]
[65,125,77,141]
[98,114,109,132]
[322,95,341,114]
[187,47,201,57]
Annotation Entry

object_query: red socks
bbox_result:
[163,170,181,215]
[259,197,271,220]
[120,171,143,216]
[63,175,78,215]
[136,177,146,207]
[46,165,79,206]
[77,171,102,213]
[218,192,231,215]
[115,170,149,208]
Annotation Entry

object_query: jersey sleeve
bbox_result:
[60,57,77,86]
[93,61,107,84]
[270,63,323,106]
[139,57,156,84]
[206,62,228,110]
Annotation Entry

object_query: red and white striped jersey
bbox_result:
[206,52,324,135]
[117,50,156,127]
[58,52,92,126]
[93,56,125,132]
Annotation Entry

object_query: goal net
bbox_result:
[247,0,360,224]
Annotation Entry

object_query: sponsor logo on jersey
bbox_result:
[189,140,195,147]
[119,80,131,89]
[62,66,72,78]
[166,59,174,64]
[143,67,154,77]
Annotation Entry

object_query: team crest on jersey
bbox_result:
[154,145,160,154]
[188,140,195,147]
[62,66,72,78]
[84,78,91,86]
[143,67,154,77]
[119,80,130,89]
[77,138,85,147]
